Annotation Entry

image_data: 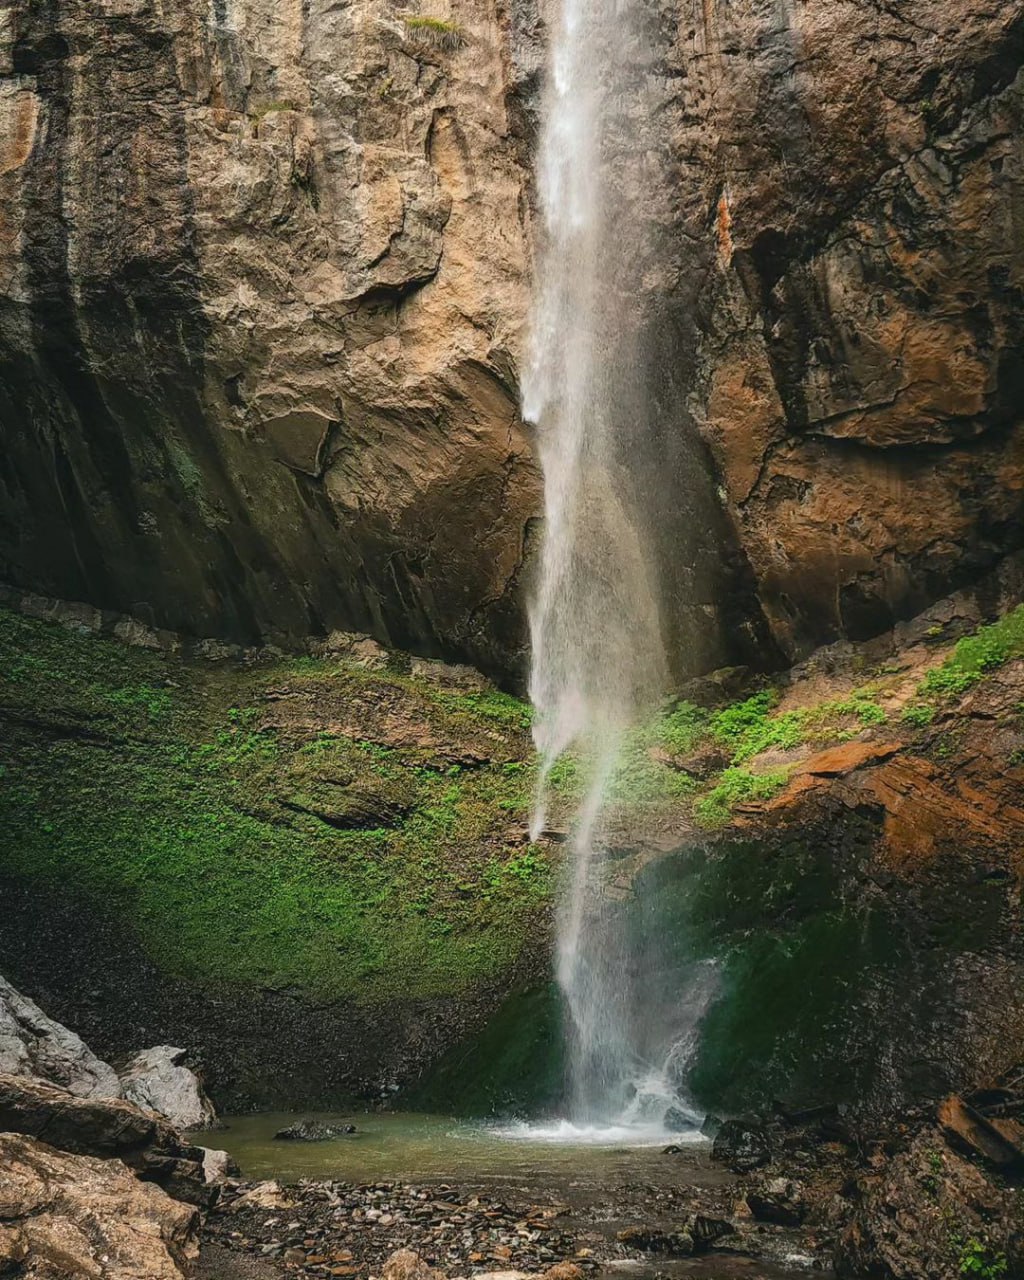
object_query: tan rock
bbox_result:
[0,1132,198,1279]
[228,1180,298,1212]
[381,1248,446,1280]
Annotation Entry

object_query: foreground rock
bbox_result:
[0,974,120,1099]
[0,1072,217,1208]
[120,1044,218,1131]
[835,1123,1024,1279]
[0,1131,199,1279]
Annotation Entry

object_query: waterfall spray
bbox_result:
[523,0,707,1132]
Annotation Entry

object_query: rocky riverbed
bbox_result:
[198,1166,819,1279]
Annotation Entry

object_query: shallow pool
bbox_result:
[201,1110,712,1187]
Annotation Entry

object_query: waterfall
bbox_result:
[522,0,706,1133]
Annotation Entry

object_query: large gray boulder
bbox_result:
[120,1046,218,1131]
[0,976,120,1099]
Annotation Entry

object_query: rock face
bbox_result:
[0,1131,198,1280]
[0,1,1020,679]
[0,974,120,1099]
[120,1044,218,1131]
[0,0,538,678]
[689,1,1024,661]
[0,1073,216,1208]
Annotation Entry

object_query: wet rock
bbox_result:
[120,1045,218,1131]
[745,1176,805,1227]
[712,1119,771,1173]
[699,1113,723,1140]
[0,1131,198,1278]
[274,1119,357,1141]
[616,1216,733,1256]
[937,1094,1024,1170]
[663,1105,693,1133]
[0,974,120,1099]
[542,1264,582,1280]
[835,1126,1022,1279]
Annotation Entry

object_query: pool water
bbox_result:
[202,1110,712,1187]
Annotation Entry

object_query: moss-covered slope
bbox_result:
[0,608,548,1006]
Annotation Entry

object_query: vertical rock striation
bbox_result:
[0,0,538,676]
[0,0,1020,679]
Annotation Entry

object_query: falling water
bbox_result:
[522,0,708,1133]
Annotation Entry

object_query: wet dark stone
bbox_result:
[273,1120,356,1142]
[711,1119,771,1172]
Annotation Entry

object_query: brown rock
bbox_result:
[0,1131,198,1279]
[937,1095,1024,1169]
[2,0,1020,683]
[381,1249,446,1280]
[836,1127,1021,1279]
[542,1264,583,1280]
[0,1073,215,1208]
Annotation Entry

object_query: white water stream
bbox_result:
[522,0,707,1137]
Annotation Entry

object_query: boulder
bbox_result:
[226,1181,298,1212]
[200,1147,240,1183]
[711,1119,771,1173]
[0,1073,216,1208]
[0,975,120,1099]
[274,1119,357,1141]
[745,1176,805,1226]
[119,1045,218,1131]
[937,1095,1024,1170]
[663,1104,695,1133]
[616,1216,733,1256]
[0,1131,198,1278]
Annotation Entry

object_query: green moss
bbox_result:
[918,605,1024,701]
[432,687,532,732]
[0,608,545,1005]
[694,766,789,827]
[707,687,886,765]
[643,700,710,755]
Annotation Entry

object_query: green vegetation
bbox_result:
[955,1237,1008,1279]
[402,15,466,50]
[902,702,936,728]
[0,609,544,1004]
[709,687,886,764]
[695,766,789,828]
[918,606,1024,700]
[628,686,888,824]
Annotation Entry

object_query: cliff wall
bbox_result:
[0,0,1021,678]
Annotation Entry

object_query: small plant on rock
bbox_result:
[402,15,466,50]
[955,1237,1008,1279]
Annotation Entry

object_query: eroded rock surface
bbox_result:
[0,1073,216,1207]
[0,0,538,677]
[120,1044,218,1131]
[0,974,120,1099]
[0,1,1019,678]
[0,1131,198,1280]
